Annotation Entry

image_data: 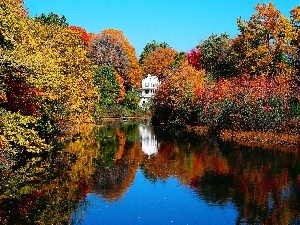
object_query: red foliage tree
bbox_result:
[69,26,89,47]
[5,70,43,117]
[187,48,202,70]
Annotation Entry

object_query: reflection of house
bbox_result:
[139,74,160,107]
[139,124,160,155]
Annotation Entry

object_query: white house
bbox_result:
[139,74,160,107]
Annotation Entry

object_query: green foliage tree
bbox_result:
[34,12,69,27]
[172,51,187,69]
[123,90,140,111]
[94,66,124,106]
[197,33,237,80]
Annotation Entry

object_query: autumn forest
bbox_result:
[1,0,300,224]
[0,1,300,167]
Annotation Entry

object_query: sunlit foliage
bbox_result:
[139,40,171,65]
[142,47,177,79]
[151,62,205,128]
[187,48,202,70]
[0,0,98,161]
[231,3,296,77]
[69,26,89,48]
[152,2,300,136]
[0,109,50,170]
[1,0,98,124]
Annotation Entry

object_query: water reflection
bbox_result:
[1,121,300,224]
[0,124,98,225]
[89,121,300,224]
[89,122,142,203]
[139,124,160,156]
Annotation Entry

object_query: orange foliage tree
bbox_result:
[151,61,205,128]
[290,5,300,93]
[142,47,177,79]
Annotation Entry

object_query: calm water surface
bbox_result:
[1,120,300,225]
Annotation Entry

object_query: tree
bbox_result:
[0,0,98,127]
[123,90,140,111]
[187,48,202,71]
[290,6,300,77]
[172,51,187,69]
[139,40,171,65]
[231,3,296,77]
[89,29,142,89]
[151,61,205,128]
[69,26,89,48]
[142,47,177,79]
[93,66,125,106]
[34,12,69,27]
[0,0,29,106]
[197,33,237,80]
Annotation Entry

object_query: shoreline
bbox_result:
[186,125,300,152]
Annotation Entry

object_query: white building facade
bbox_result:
[139,74,160,107]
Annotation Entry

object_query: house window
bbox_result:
[145,90,149,94]
[145,83,149,87]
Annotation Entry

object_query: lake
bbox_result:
[1,120,300,225]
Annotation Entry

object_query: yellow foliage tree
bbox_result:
[0,0,98,126]
[231,3,297,77]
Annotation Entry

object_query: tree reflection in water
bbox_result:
[1,120,300,224]
[91,120,300,225]
[0,124,98,225]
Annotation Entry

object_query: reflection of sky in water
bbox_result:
[139,125,160,156]
[73,169,238,225]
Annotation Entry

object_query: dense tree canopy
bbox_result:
[1,0,299,160]
[290,5,300,78]
[199,33,237,80]
[151,61,206,128]
[93,66,125,106]
[89,29,142,89]
[69,26,89,48]
[142,47,177,79]
[151,2,300,135]
[139,40,171,65]
[34,12,69,27]
[0,0,98,128]
[231,3,296,77]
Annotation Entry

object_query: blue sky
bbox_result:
[24,0,300,56]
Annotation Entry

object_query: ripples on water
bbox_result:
[1,120,300,225]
